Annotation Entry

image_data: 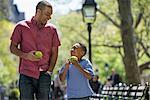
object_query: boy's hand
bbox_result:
[70,60,80,68]
[68,56,78,62]
[65,59,70,69]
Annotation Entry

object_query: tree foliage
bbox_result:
[0,20,17,86]
[56,0,150,83]
[0,0,9,20]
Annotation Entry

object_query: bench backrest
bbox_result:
[90,83,149,100]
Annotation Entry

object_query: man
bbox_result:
[110,69,122,86]
[89,75,101,94]
[53,71,66,99]
[59,43,94,100]
[10,1,61,100]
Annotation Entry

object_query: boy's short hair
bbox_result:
[78,43,87,56]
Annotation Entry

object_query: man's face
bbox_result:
[39,6,52,25]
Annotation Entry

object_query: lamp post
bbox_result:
[104,63,109,72]
[82,0,97,63]
[104,63,109,76]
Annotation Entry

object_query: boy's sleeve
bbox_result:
[59,64,65,74]
[84,60,95,76]
[59,64,69,79]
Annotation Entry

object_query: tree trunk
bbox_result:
[117,0,141,84]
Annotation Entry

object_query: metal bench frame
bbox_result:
[90,83,149,100]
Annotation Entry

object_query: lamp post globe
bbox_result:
[82,0,97,24]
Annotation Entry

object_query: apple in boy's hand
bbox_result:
[69,56,78,62]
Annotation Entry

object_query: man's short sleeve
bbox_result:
[52,28,61,47]
[10,24,22,44]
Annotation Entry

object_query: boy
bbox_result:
[59,43,94,100]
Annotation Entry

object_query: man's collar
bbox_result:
[31,17,46,28]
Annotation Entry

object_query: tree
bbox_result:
[117,0,140,84]
[0,0,9,20]
[133,0,150,72]
[96,0,149,84]
[54,0,149,84]
[0,20,17,86]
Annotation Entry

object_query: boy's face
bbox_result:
[70,43,83,58]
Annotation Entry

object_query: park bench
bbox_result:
[90,83,149,100]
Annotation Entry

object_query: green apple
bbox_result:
[69,56,78,62]
[35,51,43,58]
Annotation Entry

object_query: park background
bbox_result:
[0,0,149,98]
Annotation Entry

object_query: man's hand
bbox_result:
[45,71,53,76]
[25,51,41,61]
